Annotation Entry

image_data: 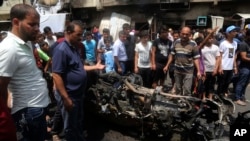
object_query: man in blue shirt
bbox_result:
[52,21,104,141]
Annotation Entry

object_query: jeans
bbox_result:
[50,103,63,135]
[12,107,47,141]
[174,72,193,96]
[55,91,85,141]
[235,68,250,100]
[115,61,127,75]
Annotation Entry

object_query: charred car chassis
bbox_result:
[85,72,235,140]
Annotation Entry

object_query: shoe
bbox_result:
[234,100,247,106]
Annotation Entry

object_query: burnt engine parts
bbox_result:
[86,72,235,140]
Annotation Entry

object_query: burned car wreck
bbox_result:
[85,72,235,140]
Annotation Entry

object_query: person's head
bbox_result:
[122,23,131,36]
[158,25,169,40]
[139,30,149,44]
[92,25,99,33]
[203,29,215,46]
[84,31,93,42]
[55,32,64,39]
[245,24,250,31]
[173,30,180,41]
[195,36,204,46]
[39,41,49,52]
[118,30,127,42]
[169,28,173,35]
[10,4,40,42]
[35,32,45,44]
[43,26,54,39]
[225,25,240,39]
[180,26,192,43]
[104,36,113,48]
[65,20,84,46]
[102,28,110,39]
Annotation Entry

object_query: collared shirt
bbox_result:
[171,39,200,74]
[52,40,87,96]
[113,39,127,61]
[0,32,50,114]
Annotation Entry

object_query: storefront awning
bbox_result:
[231,13,250,20]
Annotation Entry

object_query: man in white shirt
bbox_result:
[113,30,128,75]
[0,4,50,141]
[217,25,239,100]
[44,26,57,47]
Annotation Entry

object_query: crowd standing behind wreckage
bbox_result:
[1,3,250,141]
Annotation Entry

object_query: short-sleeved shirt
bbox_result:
[45,35,57,47]
[171,39,200,74]
[238,40,250,69]
[135,41,152,68]
[113,39,127,61]
[52,40,87,96]
[83,39,96,62]
[104,47,115,73]
[219,40,237,70]
[0,32,50,114]
[152,38,172,64]
[201,44,220,72]
[124,35,136,61]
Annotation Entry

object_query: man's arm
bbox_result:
[84,61,105,71]
[52,73,73,111]
[134,52,139,73]
[213,56,221,76]
[0,77,11,106]
[163,54,173,73]
[193,58,201,79]
[218,52,223,74]
[151,46,156,70]
[233,50,238,74]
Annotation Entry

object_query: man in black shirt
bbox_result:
[234,29,250,106]
[151,25,172,88]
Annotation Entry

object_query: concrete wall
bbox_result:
[70,0,232,8]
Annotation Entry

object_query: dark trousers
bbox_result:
[204,72,216,96]
[126,60,134,73]
[114,61,127,75]
[12,107,47,141]
[217,70,233,96]
[50,103,63,135]
[55,91,85,141]
[139,67,152,88]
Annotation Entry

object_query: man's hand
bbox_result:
[218,68,224,75]
[95,61,105,70]
[117,67,122,74]
[151,64,156,70]
[163,65,169,73]
[63,97,74,112]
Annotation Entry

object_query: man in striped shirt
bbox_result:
[164,26,201,96]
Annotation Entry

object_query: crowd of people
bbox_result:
[1,3,250,141]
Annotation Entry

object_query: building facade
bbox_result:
[1,0,249,33]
